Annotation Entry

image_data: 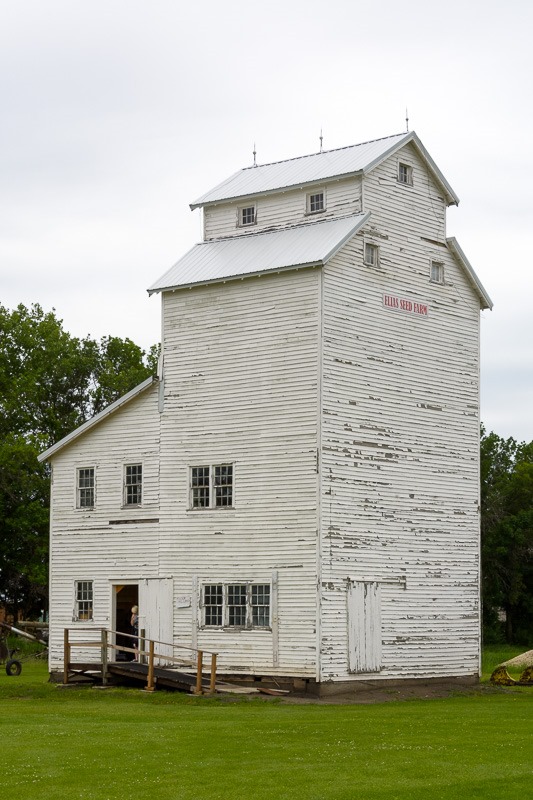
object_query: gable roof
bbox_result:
[446,237,493,310]
[191,131,459,209]
[148,213,369,295]
[38,376,157,462]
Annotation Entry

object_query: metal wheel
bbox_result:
[6,659,22,676]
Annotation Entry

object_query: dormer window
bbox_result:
[430,260,444,284]
[307,190,325,214]
[238,205,256,227]
[398,163,413,186]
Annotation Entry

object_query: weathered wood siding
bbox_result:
[203,177,362,240]
[319,149,481,682]
[47,385,161,669]
[159,269,320,677]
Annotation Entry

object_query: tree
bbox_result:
[0,303,158,618]
[480,425,533,644]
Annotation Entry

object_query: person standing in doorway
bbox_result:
[130,605,139,661]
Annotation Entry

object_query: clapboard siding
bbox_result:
[204,177,362,240]
[158,269,320,676]
[47,385,161,668]
[318,164,481,683]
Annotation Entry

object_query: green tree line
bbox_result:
[1,303,532,643]
[0,303,158,619]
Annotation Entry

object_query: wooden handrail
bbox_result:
[62,627,218,693]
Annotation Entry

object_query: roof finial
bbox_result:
[319,128,323,153]
[405,108,409,132]
[253,142,257,167]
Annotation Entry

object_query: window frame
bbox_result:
[430,260,444,284]
[74,580,93,621]
[201,582,271,629]
[364,241,380,267]
[306,189,326,215]
[76,467,95,509]
[398,162,413,186]
[237,204,257,228]
[190,463,234,510]
[124,463,143,507]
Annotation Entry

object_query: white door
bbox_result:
[139,578,174,664]
[347,580,382,673]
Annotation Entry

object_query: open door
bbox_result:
[113,584,139,661]
[139,578,174,663]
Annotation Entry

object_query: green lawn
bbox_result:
[1,658,532,800]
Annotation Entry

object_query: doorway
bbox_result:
[113,584,138,661]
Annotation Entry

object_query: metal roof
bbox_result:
[191,131,459,209]
[38,377,157,462]
[148,213,370,295]
[446,237,493,310]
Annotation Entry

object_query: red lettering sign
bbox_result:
[383,294,428,317]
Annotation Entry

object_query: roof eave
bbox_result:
[446,237,493,310]
[38,376,157,462]
[189,170,365,211]
[148,212,370,296]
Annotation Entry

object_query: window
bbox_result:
[430,260,444,284]
[75,581,93,621]
[239,205,256,226]
[77,467,95,508]
[364,242,379,267]
[191,464,233,508]
[124,464,142,506]
[398,162,413,185]
[203,583,270,628]
[307,190,325,214]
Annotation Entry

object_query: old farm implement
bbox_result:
[490,649,533,686]
[0,621,48,676]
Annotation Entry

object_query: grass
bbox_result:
[1,657,532,800]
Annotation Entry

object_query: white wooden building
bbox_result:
[40,131,492,692]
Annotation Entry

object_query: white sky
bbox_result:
[1,0,532,441]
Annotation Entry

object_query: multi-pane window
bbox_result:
[398,162,413,185]
[239,206,256,226]
[75,581,93,621]
[124,464,142,505]
[204,584,223,626]
[191,464,233,508]
[77,468,95,508]
[364,242,379,267]
[430,260,444,284]
[307,191,325,213]
[203,583,270,628]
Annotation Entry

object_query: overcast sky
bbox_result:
[1,0,531,441]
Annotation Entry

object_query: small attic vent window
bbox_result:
[307,191,325,214]
[430,261,444,284]
[239,206,256,227]
[364,242,379,267]
[398,163,413,186]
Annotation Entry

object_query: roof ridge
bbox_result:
[240,132,409,172]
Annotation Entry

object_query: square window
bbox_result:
[125,464,142,505]
[398,162,413,185]
[307,191,325,214]
[430,261,444,283]
[190,464,233,509]
[239,206,256,226]
[364,242,379,267]
[77,468,94,508]
[75,581,93,620]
